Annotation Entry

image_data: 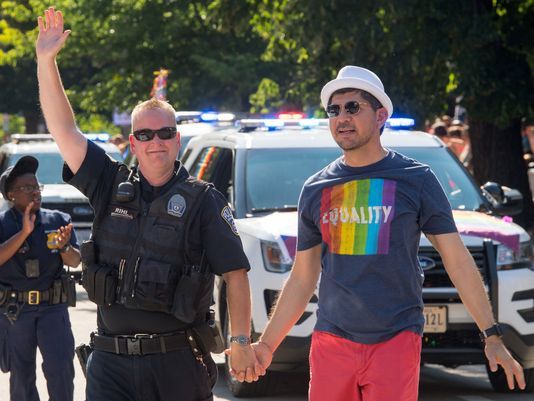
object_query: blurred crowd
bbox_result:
[428,114,472,172]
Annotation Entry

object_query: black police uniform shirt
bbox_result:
[0,208,78,290]
[64,140,250,334]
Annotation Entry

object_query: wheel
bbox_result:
[222,308,279,397]
[486,363,534,393]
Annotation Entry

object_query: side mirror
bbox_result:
[481,181,523,216]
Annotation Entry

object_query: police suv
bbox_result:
[0,134,123,244]
[182,118,534,397]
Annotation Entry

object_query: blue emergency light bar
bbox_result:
[200,112,236,123]
[84,133,110,142]
[385,118,415,129]
[236,118,328,132]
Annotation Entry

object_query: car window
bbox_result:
[245,148,342,213]
[190,146,225,182]
[6,148,123,185]
[397,147,483,210]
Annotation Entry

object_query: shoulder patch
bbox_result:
[168,194,187,217]
[221,206,239,236]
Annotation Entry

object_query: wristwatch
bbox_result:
[479,323,504,342]
[230,335,251,346]
[59,244,72,253]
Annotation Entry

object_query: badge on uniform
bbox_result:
[168,194,186,217]
[46,231,60,250]
[221,206,239,236]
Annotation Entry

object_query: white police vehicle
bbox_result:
[176,111,237,159]
[182,118,534,396]
[0,133,123,244]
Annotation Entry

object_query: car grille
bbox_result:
[42,202,95,222]
[420,246,487,288]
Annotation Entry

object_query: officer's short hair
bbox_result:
[131,98,176,128]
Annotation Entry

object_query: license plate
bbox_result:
[423,306,447,333]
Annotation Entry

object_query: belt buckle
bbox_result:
[126,334,152,355]
[28,290,40,305]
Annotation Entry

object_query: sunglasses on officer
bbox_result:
[132,126,177,142]
[326,100,371,119]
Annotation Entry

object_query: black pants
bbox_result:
[86,347,217,401]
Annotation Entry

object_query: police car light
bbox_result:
[216,113,236,122]
[278,112,306,120]
[200,112,236,123]
[176,111,202,124]
[84,133,110,142]
[385,118,415,129]
[298,119,321,128]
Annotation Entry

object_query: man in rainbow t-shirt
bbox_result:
[252,66,525,401]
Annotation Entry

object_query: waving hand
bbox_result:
[36,7,71,60]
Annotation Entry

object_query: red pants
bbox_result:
[309,330,421,401]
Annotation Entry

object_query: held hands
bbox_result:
[36,7,71,60]
[485,337,526,390]
[224,343,265,383]
[21,202,36,236]
[225,341,273,382]
[56,223,73,249]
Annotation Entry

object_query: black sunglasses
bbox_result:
[132,126,177,142]
[326,100,371,118]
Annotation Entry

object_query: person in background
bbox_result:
[0,155,80,401]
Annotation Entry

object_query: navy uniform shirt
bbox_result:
[0,208,79,291]
[64,140,250,334]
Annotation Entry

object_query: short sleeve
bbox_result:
[198,188,250,275]
[64,140,120,215]
[419,170,458,235]
[297,184,322,251]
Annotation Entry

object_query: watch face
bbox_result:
[231,335,250,345]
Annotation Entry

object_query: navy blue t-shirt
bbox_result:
[63,141,250,334]
[0,208,78,290]
[298,150,457,344]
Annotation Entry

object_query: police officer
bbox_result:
[0,155,81,401]
[36,7,260,401]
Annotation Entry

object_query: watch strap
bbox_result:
[479,324,503,342]
[230,335,251,346]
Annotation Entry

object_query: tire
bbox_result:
[222,308,279,397]
[486,363,534,393]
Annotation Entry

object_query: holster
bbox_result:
[61,274,77,307]
[75,343,93,378]
[82,264,117,306]
[189,320,225,355]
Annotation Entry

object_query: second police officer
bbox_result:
[36,7,261,401]
[0,156,80,401]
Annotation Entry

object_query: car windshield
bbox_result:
[245,146,483,214]
[8,150,123,185]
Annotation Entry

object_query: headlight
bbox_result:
[496,242,534,270]
[260,240,293,273]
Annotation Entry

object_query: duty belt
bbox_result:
[92,332,189,355]
[4,288,56,305]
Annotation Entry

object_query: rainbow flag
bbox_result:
[320,179,396,255]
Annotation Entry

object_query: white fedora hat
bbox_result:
[320,66,393,118]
